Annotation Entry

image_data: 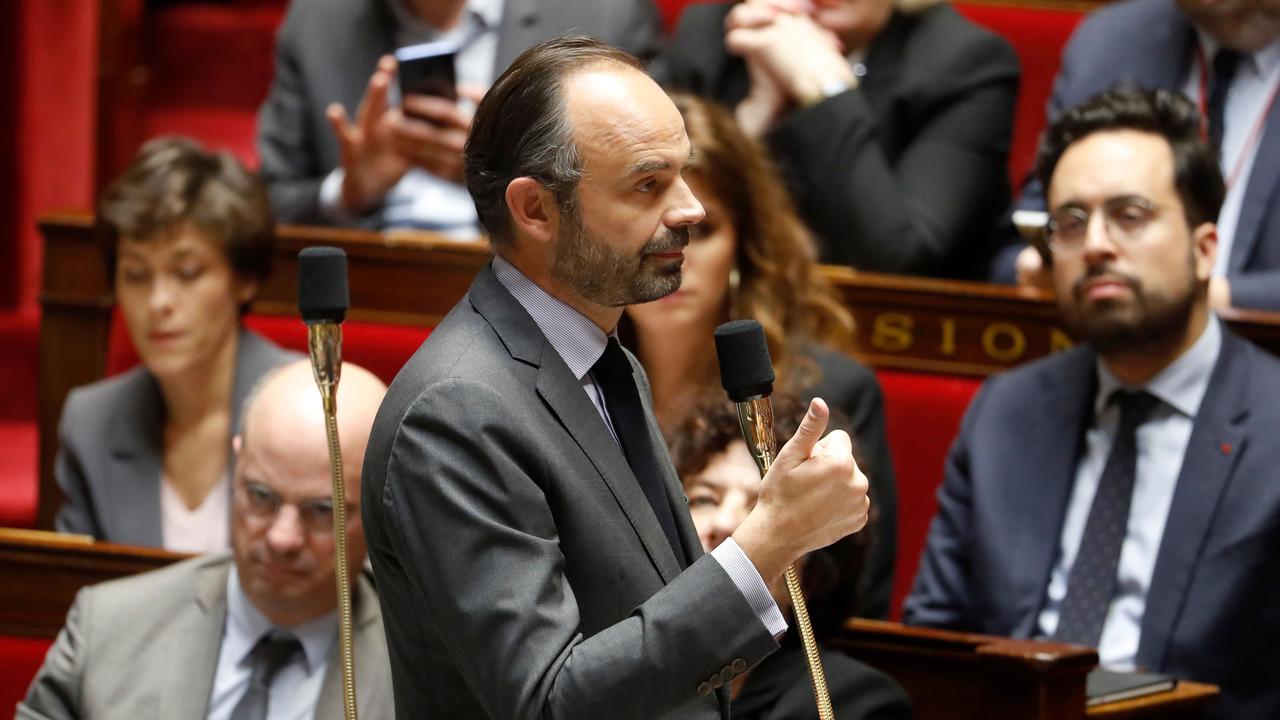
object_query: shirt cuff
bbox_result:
[710,537,789,639]
[318,167,363,225]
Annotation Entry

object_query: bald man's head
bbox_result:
[232,359,387,627]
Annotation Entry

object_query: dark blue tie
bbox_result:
[592,338,686,566]
[230,633,303,720]
[1054,390,1159,647]
[1207,49,1242,153]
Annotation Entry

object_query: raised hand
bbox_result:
[326,55,412,214]
[732,398,871,585]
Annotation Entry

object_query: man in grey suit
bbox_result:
[257,0,661,233]
[22,361,393,720]
[362,37,872,719]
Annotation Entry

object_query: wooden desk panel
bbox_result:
[0,530,1215,719]
[37,213,1280,530]
[0,528,184,639]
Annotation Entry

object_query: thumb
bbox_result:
[772,397,829,471]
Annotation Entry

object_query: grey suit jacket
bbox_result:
[54,329,298,546]
[18,552,393,720]
[361,264,779,719]
[257,0,661,226]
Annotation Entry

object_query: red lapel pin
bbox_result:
[1220,442,1232,455]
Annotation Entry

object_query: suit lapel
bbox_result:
[1138,330,1250,669]
[468,266,684,583]
[1228,105,1280,272]
[105,370,166,547]
[159,558,229,718]
[1009,350,1097,636]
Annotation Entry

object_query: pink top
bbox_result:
[160,473,230,553]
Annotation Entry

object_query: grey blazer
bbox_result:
[18,552,393,720]
[54,329,298,546]
[257,0,662,226]
[361,265,779,719]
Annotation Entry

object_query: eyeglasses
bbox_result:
[1046,196,1164,254]
[237,480,342,534]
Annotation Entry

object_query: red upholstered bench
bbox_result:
[0,636,54,715]
[954,1,1087,188]
[140,1,286,167]
[0,307,41,530]
[105,310,433,387]
[875,368,983,619]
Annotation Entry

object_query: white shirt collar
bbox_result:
[225,565,338,676]
[1194,28,1280,77]
[1094,314,1222,420]
[490,256,611,381]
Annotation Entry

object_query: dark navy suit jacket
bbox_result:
[1012,0,1280,310]
[904,325,1280,719]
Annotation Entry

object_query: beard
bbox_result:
[551,208,689,308]
[1058,255,1197,356]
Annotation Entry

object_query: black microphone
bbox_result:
[298,246,349,414]
[297,246,360,719]
[713,318,835,718]
[714,319,778,473]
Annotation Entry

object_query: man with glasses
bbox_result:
[21,360,393,720]
[904,87,1280,719]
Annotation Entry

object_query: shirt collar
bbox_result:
[225,565,338,675]
[1094,314,1222,420]
[490,256,611,380]
[388,0,503,36]
[1195,29,1280,77]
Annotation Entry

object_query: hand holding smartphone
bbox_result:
[396,40,459,107]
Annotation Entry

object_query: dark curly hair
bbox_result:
[1034,86,1225,228]
[667,391,874,641]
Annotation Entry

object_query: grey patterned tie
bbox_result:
[230,633,303,720]
[1054,390,1159,647]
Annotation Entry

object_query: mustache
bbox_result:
[641,225,690,255]
[1073,265,1141,299]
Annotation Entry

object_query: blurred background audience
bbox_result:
[55,137,298,551]
[653,0,1020,278]
[258,0,661,235]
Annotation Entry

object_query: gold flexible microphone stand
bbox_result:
[299,246,358,720]
[734,396,835,720]
[308,322,358,720]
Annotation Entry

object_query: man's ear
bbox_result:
[233,434,242,458]
[1192,222,1218,282]
[505,177,560,246]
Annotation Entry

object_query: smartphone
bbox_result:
[395,40,458,104]
[1012,209,1052,268]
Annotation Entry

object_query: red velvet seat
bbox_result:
[0,635,54,715]
[106,311,433,387]
[0,307,41,530]
[954,2,1086,189]
[875,368,982,619]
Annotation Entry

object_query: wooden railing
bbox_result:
[0,529,1215,719]
[38,212,1280,529]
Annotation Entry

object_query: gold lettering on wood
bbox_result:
[1050,328,1074,353]
[982,322,1026,362]
[940,318,957,356]
[872,313,914,352]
